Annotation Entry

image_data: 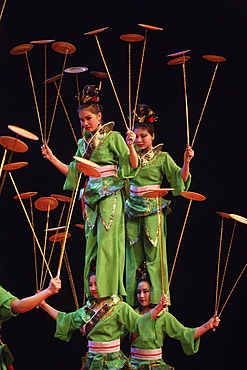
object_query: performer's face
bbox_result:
[134,127,154,151]
[89,274,99,299]
[79,108,102,134]
[137,281,151,307]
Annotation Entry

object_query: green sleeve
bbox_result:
[0,286,19,322]
[162,153,191,196]
[109,133,140,179]
[161,312,200,355]
[63,139,84,190]
[55,309,86,342]
[117,302,156,342]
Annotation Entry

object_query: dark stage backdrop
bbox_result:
[0,1,246,369]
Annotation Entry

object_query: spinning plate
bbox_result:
[50,194,72,202]
[75,224,85,229]
[119,34,144,42]
[0,136,28,152]
[34,196,59,211]
[167,49,190,57]
[52,42,76,54]
[138,24,163,31]
[180,191,206,201]
[13,191,38,200]
[3,162,28,171]
[49,232,71,242]
[90,71,109,79]
[84,27,109,35]
[30,39,55,44]
[8,125,39,140]
[43,74,63,84]
[10,43,33,55]
[167,56,191,65]
[229,213,247,225]
[216,212,233,219]
[46,226,66,232]
[64,66,88,74]
[203,55,226,62]
[143,188,174,198]
[76,162,101,177]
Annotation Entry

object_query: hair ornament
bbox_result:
[136,261,150,280]
[133,104,158,124]
[81,84,102,103]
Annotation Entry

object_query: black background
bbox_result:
[0,1,246,369]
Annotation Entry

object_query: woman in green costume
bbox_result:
[41,85,139,299]
[0,278,61,370]
[125,104,194,306]
[39,272,168,370]
[129,278,220,369]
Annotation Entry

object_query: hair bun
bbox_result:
[133,104,158,124]
[81,85,102,103]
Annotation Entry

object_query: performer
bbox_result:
[129,277,220,369]
[39,272,167,370]
[125,104,194,306]
[0,278,61,370]
[41,85,138,299]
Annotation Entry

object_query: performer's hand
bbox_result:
[126,129,136,146]
[205,314,221,330]
[47,277,61,295]
[184,144,194,163]
[41,142,54,161]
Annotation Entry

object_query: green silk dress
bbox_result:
[125,145,191,305]
[55,296,156,370]
[63,122,139,298]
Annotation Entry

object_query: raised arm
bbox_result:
[126,130,139,169]
[150,293,169,320]
[10,278,61,313]
[180,144,194,182]
[194,315,220,338]
[41,142,69,175]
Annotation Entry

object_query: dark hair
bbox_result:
[87,271,96,281]
[134,122,155,136]
[136,278,152,288]
[77,102,103,115]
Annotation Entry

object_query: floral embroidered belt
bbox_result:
[130,347,162,360]
[89,165,118,179]
[87,339,121,353]
[130,184,160,196]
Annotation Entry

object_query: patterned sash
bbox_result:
[83,303,112,336]
[83,121,115,159]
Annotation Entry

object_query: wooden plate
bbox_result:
[10,43,33,55]
[138,24,163,31]
[50,194,72,202]
[180,191,206,201]
[0,136,28,152]
[119,34,144,42]
[64,66,88,74]
[43,74,63,84]
[49,232,71,242]
[84,27,109,35]
[52,41,76,54]
[8,125,39,141]
[3,162,28,171]
[168,56,191,65]
[30,39,55,44]
[229,213,247,225]
[203,55,226,62]
[13,191,38,200]
[143,188,174,198]
[216,212,233,219]
[167,49,190,57]
[34,197,59,211]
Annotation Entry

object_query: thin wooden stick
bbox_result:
[94,34,129,130]
[0,0,7,21]
[218,264,246,318]
[57,172,82,278]
[215,217,224,314]
[168,199,192,289]
[8,172,53,278]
